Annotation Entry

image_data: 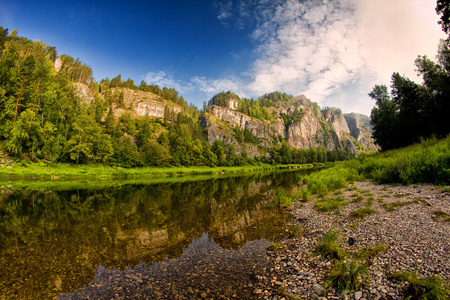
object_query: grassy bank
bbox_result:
[0,161,322,179]
[301,135,450,196]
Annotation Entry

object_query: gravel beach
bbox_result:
[258,181,450,300]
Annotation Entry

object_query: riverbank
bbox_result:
[0,160,328,179]
[258,181,450,300]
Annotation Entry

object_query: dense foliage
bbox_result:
[370,1,450,151]
[0,27,357,168]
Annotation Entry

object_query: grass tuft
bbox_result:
[314,228,346,260]
[390,271,450,300]
[350,207,376,219]
[325,260,369,292]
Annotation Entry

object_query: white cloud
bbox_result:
[201,0,446,115]
[144,71,194,94]
[147,0,446,115]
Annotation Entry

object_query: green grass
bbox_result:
[268,242,282,252]
[390,272,450,300]
[314,196,347,212]
[275,187,294,207]
[354,244,388,260]
[432,211,450,222]
[352,135,450,185]
[314,228,346,260]
[290,224,301,237]
[0,162,311,179]
[350,207,376,219]
[383,201,413,211]
[325,260,369,292]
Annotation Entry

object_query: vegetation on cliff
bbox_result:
[0,26,365,169]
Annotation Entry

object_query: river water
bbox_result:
[0,169,312,299]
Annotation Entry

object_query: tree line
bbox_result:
[370,0,450,151]
[0,26,355,168]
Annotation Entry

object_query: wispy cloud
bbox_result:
[147,0,445,115]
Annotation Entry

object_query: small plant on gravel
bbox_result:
[300,188,310,202]
[350,207,376,219]
[350,220,360,230]
[325,260,369,292]
[439,186,450,193]
[383,201,412,211]
[390,271,450,300]
[315,196,347,212]
[432,210,450,223]
[354,244,388,261]
[290,224,301,237]
[366,196,374,206]
[268,242,282,252]
[333,189,343,195]
[314,228,346,260]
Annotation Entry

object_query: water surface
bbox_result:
[0,169,310,299]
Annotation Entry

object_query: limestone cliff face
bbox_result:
[344,113,379,151]
[202,95,377,154]
[106,88,183,119]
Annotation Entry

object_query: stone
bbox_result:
[354,291,363,300]
[313,284,324,295]
[253,289,263,294]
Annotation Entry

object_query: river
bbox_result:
[0,169,313,299]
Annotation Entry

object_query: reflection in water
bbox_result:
[0,170,309,299]
[59,234,270,299]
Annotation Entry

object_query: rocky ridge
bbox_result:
[202,96,377,155]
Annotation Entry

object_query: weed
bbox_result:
[333,189,343,195]
[350,207,376,219]
[315,196,347,212]
[432,210,450,223]
[277,284,301,300]
[268,242,282,252]
[439,186,450,193]
[325,260,369,292]
[354,244,388,260]
[314,228,346,260]
[300,188,310,202]
[390,271,450,300]
[276,188,294,207]
[350,220,360,230]
[394,192,407,198]
[290,224,301,237]
[383,201,412,211]
[366,196,374,207]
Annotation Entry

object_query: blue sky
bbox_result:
[0,0,446,115]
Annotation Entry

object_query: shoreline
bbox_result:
[257,181,450,300]
[0,162,326,180]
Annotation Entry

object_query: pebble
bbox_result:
[261,182,450,300]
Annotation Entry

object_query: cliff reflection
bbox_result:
[0,170,302,299]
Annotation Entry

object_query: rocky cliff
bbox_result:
[106,88,183,119]
[201,95,377,155]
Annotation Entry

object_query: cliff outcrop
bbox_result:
[104,88,183,119]
[201,95,377,155]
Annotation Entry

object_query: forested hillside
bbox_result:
[0,26,375,168]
